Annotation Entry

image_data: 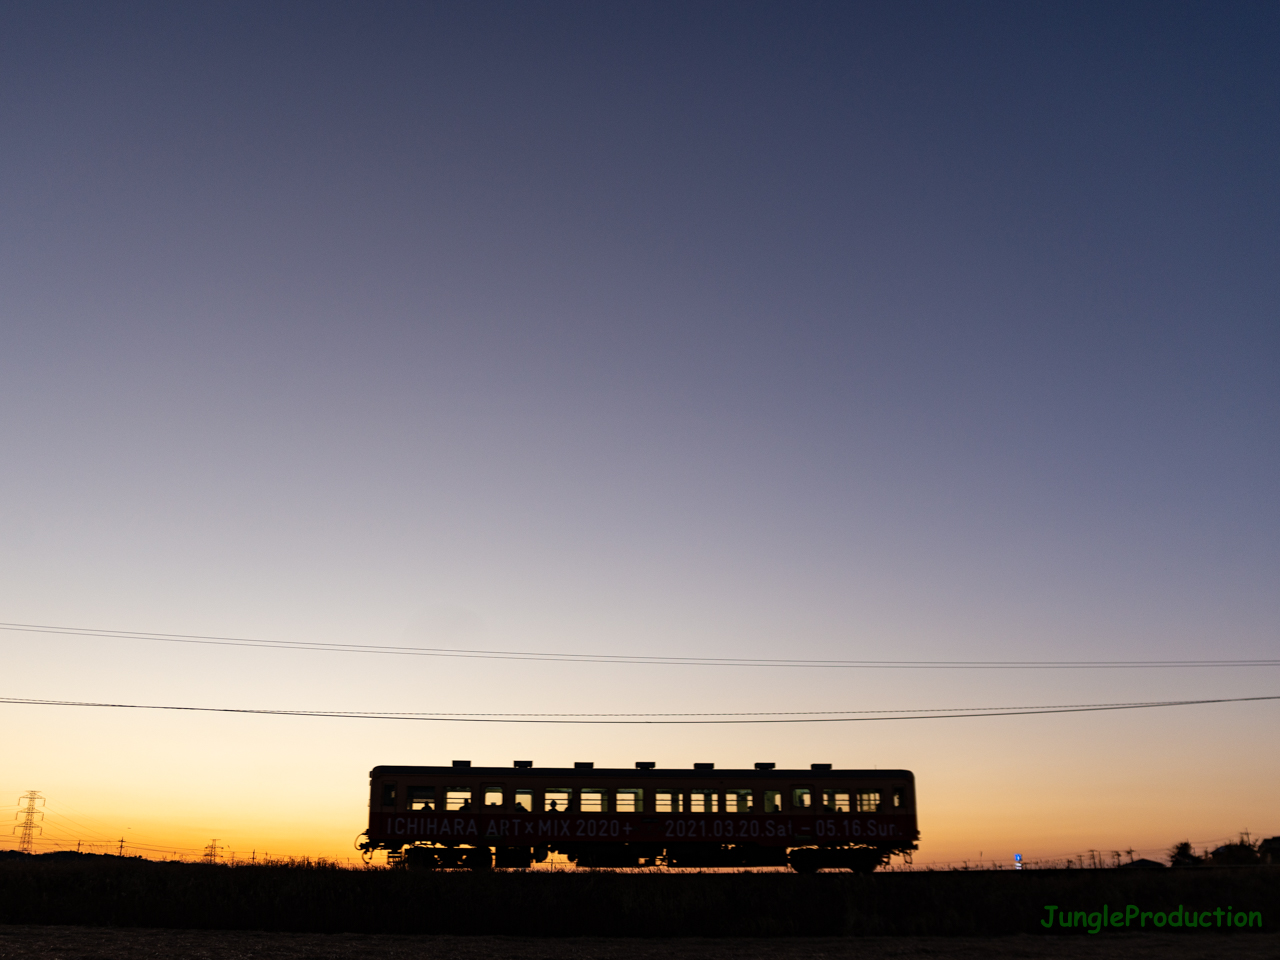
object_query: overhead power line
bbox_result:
[0,694,1276,724]
[0,621,1275,670]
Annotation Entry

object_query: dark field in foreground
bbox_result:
[0,857,1275,938]
[2,926,1279,960]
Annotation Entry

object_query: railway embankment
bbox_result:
[0,854,1275,937]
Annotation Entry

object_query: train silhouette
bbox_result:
[361,761,918,872]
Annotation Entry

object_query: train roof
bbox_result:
[370,764,914,780]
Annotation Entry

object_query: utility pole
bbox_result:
[14,792,44,854]
[117,838,125,856]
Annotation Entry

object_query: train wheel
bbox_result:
[846,849,886,874]
[788,848,820,874]
[464,846,493,871]
[404,847,440,871]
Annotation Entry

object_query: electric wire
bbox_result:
[1,621,1275,669]
[23,799,210,858]
[1,694,1276,724]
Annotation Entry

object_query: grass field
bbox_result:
[3,925,1280,960]
[0,855,1275,938]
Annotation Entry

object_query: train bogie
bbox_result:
[399,845,491,871]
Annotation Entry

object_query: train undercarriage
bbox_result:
[384,840,901,873]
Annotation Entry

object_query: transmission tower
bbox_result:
[14,791,44,854]
[203,839,221,864]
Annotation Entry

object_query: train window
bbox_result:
[725,789,753,813]
[445,788,473,812]
[483,787,504,808]
[791,788,812,810]
[855,791,881,812]
[580,788,608,812]
[893,788,905,809]
[654,791,676,813]
[615,788,643,812]
[407,786,434,811]
[514,789,533,812]
[763,791,782,813]
[381,783,397,807]
[822,791,849,813]
[545,788,572,812]
[687,789,719,813]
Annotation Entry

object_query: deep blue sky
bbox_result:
[1,1,1277,860]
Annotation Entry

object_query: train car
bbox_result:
[360,761,918,872]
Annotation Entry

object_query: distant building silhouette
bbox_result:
[1259,837,1280,865]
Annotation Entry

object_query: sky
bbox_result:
[1,0,1277,867]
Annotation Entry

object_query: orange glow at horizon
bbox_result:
[6,696,1275,869]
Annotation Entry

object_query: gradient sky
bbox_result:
[2,1,1277,865]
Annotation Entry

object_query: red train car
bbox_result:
[361,761,918,872]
